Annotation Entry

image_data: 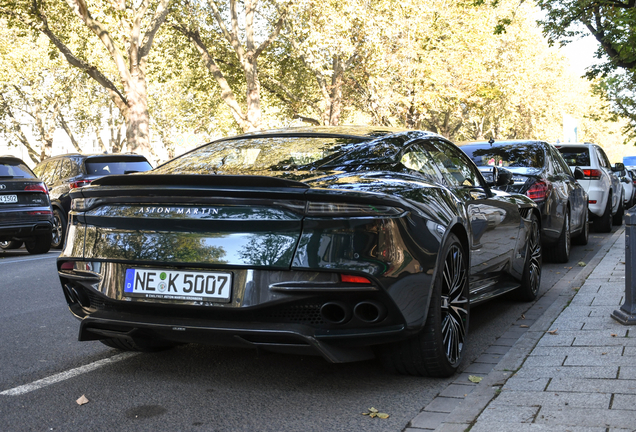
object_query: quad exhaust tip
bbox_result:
[320,300,388,325]
[320,302,351,324]
[353,301,387,323]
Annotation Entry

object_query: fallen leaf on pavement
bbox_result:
[611,333,617,337]
[76,395,89,406]
[468,375,483,383]
[520,324,529,328]
[577,261,586,267]
[521,314,525,319]
[363,407,389,419]
[547,329,558,335]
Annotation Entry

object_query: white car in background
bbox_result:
[617,169,636,210]
[555,143,624,232]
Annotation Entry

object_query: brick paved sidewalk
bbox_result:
[467,230,636,432]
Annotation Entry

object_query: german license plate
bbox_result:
[0,194,17,204]
[124,268,232,302]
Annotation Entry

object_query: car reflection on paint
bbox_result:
[58,126,541,377]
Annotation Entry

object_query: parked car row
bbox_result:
[0,129,624,378]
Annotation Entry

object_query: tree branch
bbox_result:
[139,0,170,58]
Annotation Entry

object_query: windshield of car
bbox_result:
[460,143,545,171]
[556,147,590,166]
[0,161,36,178]
[155,136,395,175]
[85,159,152,176]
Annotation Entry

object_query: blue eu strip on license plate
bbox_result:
[124,268,232,302]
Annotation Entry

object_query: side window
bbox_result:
[596,147,611,169]
[400,146,441,183]
[549,145,571,175]
[58,158,73,180]
[33,161,48,179]
[37,160,60,184]
[46,159,61,183]
[421,139,482,188]
[69,159,80,177]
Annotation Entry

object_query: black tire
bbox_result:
[545,210,570,263]
[572,209,589,246]
[25,233,52,254]
[100,337,176,352]
[0,240,23,250]
[595,196,612,233]
[51,208,67,249]
[613,197,624,226]
[379,233,469,377]
[515,213,542,301]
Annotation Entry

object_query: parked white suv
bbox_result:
[555,143,624,232]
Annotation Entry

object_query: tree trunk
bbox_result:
[122,72,151,159]
[244,56,262,131]
[328,57,344,126]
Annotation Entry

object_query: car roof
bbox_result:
[0,155,28,164]
[457,140,546,147]
[553,142,597,147]
[38,153,149,162]
[211,125,441,143]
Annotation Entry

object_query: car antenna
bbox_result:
[488,138,495,146]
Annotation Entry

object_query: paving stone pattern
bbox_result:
[468,231,636,432]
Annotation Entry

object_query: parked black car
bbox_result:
[34,153,152,248]
[58,127,542,377]
[458,140,588,263]
[0,156,53,254]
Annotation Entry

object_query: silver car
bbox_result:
[555,143,623,232]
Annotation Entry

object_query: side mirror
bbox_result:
[573,166,585,180]
[494,166,513,187]
[613,162,625,172]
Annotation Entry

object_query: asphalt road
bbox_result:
[0,227,621,432]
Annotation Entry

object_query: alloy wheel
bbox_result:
[440,244,468,365]
[528,218,542,296]
[52,211,63,247]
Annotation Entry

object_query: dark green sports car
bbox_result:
[58,126,541,377]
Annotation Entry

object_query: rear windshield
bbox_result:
[459,143,545,169]
[155,136,385,175]
[0,161,36,178]
[556,147,590,166]
[85,159,152,176]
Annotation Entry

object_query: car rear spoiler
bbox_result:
[91,174,310,189]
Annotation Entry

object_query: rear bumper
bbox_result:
[77,312,405,363]
[59,262,422,363]
[0,221,53,241]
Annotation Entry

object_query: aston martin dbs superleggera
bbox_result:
[58,127,541,377]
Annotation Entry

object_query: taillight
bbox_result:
[526,180,551,201]
[24,183,48,194]
[341,274,372,284]
[27,210,52,215]
[70,180,92,189]
[582,169,602,180]
[306,202,403,216]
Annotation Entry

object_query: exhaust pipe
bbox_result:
[320,302,351,324]
[354,301,387,323]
